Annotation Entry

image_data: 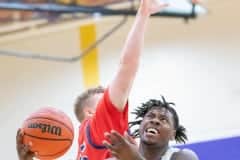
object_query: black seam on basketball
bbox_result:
[24,133,72,141]
[25,116,73,137]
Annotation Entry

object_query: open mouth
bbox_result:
[145,127,159,135]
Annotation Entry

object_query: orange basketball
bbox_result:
[22,107,74,160]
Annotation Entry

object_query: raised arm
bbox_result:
[108,0,168,111]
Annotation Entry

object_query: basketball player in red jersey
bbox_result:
[16,0,168,159]
[75,0,167,159]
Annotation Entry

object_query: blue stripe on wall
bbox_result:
[177,136,240,160]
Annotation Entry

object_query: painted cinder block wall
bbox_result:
[0,13,239,159]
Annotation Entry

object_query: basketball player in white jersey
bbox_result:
[103,97,199,160]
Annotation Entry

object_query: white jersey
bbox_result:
[161,147,180,160]
[105,147,180,160]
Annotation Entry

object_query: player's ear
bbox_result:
[83,107,95,118]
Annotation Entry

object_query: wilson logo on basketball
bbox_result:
[28,123,62,136]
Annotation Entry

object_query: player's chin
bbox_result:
[141,136,158,145]
[142,139,158,145]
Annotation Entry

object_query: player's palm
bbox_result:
[103,131,144,160]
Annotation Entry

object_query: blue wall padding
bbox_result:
[177,136,240,160]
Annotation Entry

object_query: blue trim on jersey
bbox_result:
[86,122,107,149]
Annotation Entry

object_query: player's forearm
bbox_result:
[109,12,150,111]
[117,12,150,80]
[120,13,149,69]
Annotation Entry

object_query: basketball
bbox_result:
[22,107,74,160]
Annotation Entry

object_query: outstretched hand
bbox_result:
[138,0,169,16]
[103,130,145,160]
[16,129,35,160]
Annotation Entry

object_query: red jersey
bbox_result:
[77,88,128,160]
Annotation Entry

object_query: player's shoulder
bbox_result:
[172,148,199,160]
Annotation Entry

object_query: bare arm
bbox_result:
[109,0,168,111]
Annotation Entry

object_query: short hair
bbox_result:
[74,86,104,122]
[129,96,187,143]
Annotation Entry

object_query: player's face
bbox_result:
[139,107,176,146]
[92,93,103,109]
[83,93,103,120]
[88,93,104,112]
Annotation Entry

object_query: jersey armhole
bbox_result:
[86,121,107,150]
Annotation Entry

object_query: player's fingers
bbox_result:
[26,152,35,160]
[103,138,123,153]
[105,132,117,144]
[23,144,30,153]
[110,130,125,142]
[104,131,124,149]
[103,140,115,150]
[110,151,120,159]
[23,144,32,152]
[18,144,27,155]
[26,156,34,160]
[124,131,137,145]
[16,129,22,144]
[104,132,111,140]
[16,129,25,154]
[105,130,121,145]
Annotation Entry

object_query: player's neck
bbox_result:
[139,142,169,160]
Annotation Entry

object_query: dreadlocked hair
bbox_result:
[129,96,188,143]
